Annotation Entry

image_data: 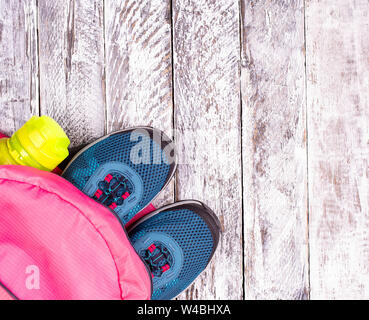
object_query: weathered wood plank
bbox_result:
[173,0,243,299]
[241,0,309,299]
[38,0,105,147]
[306,0,369,299]
[104,0,174,208]
[0,0,39,135]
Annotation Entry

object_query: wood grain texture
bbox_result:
[241,0,309,299]
[104,0,174,208]
[104,0,173,132]
[0,0,39,135]
[38,0,105,147]
[173,0,243,300]
[306,0,369,299]
[2,0,369,301]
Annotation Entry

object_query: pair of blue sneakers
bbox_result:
[62,128,221,300]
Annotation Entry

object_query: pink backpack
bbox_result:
[0,165,152,300]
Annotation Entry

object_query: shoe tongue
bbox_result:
[144,243,173,277]
[95,173,131,207]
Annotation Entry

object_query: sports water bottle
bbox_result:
[0,116,70,171]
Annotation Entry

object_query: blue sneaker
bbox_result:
[127,200,221,300]
[62,127,177,225]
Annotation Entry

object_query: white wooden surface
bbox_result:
[0,0,368,300]
[0,0,38,135]
[38,0,106,147]
[173,0,243,300]
[306,0,369,299]
[241,0,309,299]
